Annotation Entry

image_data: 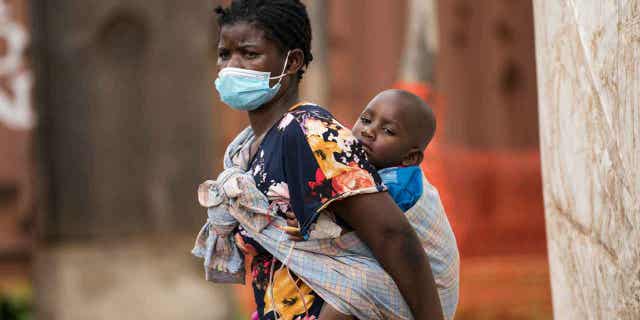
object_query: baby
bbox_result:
[353,89,436,212]
[290,89,460,320]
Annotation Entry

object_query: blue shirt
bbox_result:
[378,166,424,212]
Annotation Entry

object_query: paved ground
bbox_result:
[0,254,552,320]
[230,254,553,320]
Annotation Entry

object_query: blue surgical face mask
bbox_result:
[214,51,291,111]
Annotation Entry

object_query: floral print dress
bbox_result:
[239,103,385,320]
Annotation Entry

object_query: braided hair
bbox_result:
[214,0,313,80]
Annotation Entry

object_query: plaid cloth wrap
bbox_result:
[192,127,459,320]
[191,166,276,283]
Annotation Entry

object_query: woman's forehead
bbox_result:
[218,22,269,46]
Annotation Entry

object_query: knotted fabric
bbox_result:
[192,165,275,283]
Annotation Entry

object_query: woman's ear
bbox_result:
[286,48,305,76]
[401,149,424,167]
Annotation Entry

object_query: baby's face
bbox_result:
[352,97,414,169]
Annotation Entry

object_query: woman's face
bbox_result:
[217,22,287,87]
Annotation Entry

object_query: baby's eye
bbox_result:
[359,116,371,124]
[383,128,395,136]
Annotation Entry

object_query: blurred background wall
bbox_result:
[30,0,235,319]
[0,0,551,319]
[0,0,35,312]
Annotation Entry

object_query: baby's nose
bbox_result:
[361,128,375,139]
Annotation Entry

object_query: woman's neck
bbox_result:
[248,84,300,137]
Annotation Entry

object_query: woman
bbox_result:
[212,1,442,319]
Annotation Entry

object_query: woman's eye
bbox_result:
[245,51,259,59]
[383,128,395,135]
[360,116,371,124]
[218,50,230,60]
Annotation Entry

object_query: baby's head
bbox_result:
[353,89,436,169]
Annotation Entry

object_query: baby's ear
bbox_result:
[401,148,424,167]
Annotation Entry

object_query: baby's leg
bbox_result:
[319,303,355,320]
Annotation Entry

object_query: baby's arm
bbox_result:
[331,192,444,320]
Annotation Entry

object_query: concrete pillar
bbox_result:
[398,0,438,83]
[534,0,640,318]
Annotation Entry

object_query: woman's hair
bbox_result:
[214,0,313,79]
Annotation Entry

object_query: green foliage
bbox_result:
[0,294,32,320]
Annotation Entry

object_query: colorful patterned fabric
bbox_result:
[192,103,459,320]
[249,103,384,236]
[243,103,386,319]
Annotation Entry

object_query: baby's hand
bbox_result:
[283,211,305,241]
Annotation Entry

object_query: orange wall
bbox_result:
[317,0,545,257]
[435,0,544,256]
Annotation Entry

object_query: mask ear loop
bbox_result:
[269,50,292,85]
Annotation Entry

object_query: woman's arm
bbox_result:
[330,191,444,320]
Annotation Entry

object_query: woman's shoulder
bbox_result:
[289,102,330,113]
[277,102,346,137]
[285,102,337,124]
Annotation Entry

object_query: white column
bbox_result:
[300,0,329,107]
[398,0,438,83]
[533,0,640,319]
